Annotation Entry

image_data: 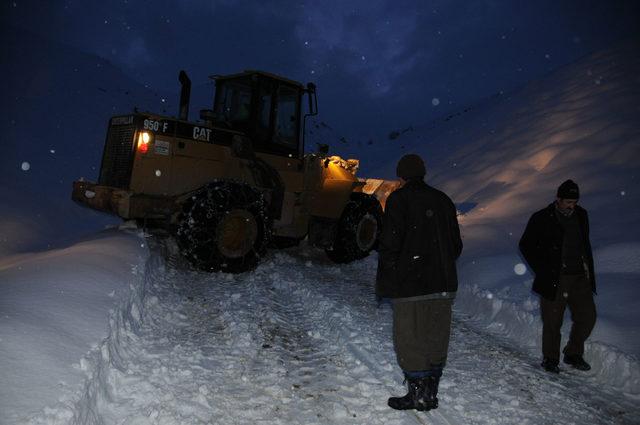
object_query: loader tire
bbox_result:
[325,193,382,264]
[176,181,271,273]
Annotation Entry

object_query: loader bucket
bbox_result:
[359,178,402,210]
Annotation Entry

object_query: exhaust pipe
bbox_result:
[178,70,191,121]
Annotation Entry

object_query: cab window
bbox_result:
[258,87,272,130]
[214,80,252,127]
[254,81,274,148]
[274,86,299,149]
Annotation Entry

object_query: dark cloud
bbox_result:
[295,0,422,96]
[3,0,639,142]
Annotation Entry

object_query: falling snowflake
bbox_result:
[50,149,56,154]
[621,191,626,196]
[514,263,527,276]
[21,161,30,171]
[432,98,440,106]
[155,170,162,177]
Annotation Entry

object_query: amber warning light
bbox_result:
[137,131,152,154]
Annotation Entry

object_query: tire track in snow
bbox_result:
[92,237,638,424]
[174,243,433,424]
[93,238,422,424]
[278,249,456,425]
[233,254,428,424]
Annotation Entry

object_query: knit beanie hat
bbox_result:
[396,154,426,180]
[557,179,580,199]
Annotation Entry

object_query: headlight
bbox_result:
[137,131,153,154]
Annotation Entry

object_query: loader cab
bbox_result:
[210,71,307,159]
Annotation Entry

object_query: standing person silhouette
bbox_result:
[519,179,597,373]
[376,154,462,412]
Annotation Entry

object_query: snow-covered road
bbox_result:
[63,234,636,425]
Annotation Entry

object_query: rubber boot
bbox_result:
[563,354,591,371]
[388,377,427,411]
[422,375,440,410]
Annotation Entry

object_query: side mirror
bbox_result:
[306,82,317,115]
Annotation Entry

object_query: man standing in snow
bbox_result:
[376,154,462,412]
[519,179,597,373]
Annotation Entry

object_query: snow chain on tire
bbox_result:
[176,181,272,273]
[325,193,383,264]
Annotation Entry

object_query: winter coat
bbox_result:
[519,203,596,301]
[376,179,463,298]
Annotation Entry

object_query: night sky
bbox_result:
[4,0,639,143]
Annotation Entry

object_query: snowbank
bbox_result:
[455,249,640,397]
[0,227,149,424]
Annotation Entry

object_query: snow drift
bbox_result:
[0,228,149,423]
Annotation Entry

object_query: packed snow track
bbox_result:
[30,233,639,424]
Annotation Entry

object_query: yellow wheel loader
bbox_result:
[72,70,400,272]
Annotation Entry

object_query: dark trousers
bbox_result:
[540,274,596,360]
[392,298,453,372]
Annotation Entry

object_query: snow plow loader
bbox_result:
[72,70,400,272]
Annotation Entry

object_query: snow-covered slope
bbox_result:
[373,38,639,250]
[0,27,176,256]
[435,40,639,251]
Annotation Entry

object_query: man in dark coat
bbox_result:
[376,154,462,412]
[519,179,596,373]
